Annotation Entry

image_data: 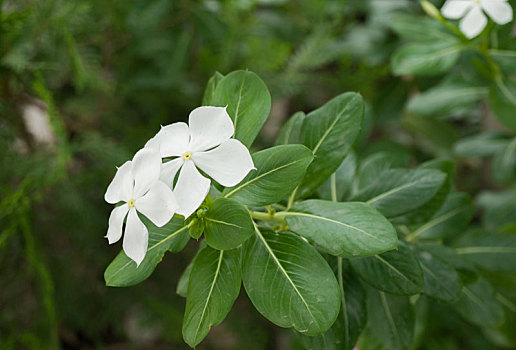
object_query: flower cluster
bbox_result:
[441,0,513,39]
[104,106,255,265]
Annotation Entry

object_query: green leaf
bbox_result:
[182,246,241,347]
[334,257,367,350]
[317,151,356,202]
[492,138,516,184]
[242,227,340,336]
[351,168,447,218]
[407,82,487,117]
[177,241,206,298]
[297,92,364,198]
[293,259,366,350]
[452,278,504,327]
[415,247,462,302]
[285,200,397,257]
[204,197,254,250]
[104,217,190,287]
[354,152,408,193]
[489,49,516,75]
[453,131,510,158]
[391,41,462,76]
[391,159,453,226]
[202,71,224,105]
[389,14,457,42]
[407,192,474,241]
[360,289,415,350]
[350,242,423,295]
[176,261,192,298]
[275,111,306,145]
[454,230,516,272]
[477,189,516,230]
[223,144,313,206]
[489,78,516,133]
[211,70,271,147]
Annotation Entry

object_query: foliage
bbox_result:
[1,0,516,349]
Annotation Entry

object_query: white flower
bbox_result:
[441,0,513,39]
[147,106,255,219]
[105,147,178,265]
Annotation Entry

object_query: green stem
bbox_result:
[286,186,299,211]
[249,210,286,224]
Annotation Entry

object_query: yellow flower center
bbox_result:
[128,199,136,208]
[182,152,192,160]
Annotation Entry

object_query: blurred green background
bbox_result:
[1,0,515,349]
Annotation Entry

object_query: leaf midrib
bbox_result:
[193,250,224,342]
[253,224,321,332]
[224,157,309,198]
[205,217,245,230]
[365,175,437,206]
[285,211,386,243]
[375,255,417,287]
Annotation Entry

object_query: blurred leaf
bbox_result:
[489,78,516,133]
[453,131,510,158]
[452,278,504,327]
[391,41,462,76]
[275,111,306,146]
[454,230,516,273]
[202,71,224,105]
[492,138,516,184]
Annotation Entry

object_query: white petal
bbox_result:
[482,0,513,24]
[159,158,184,188]
[106,204,129,244]
[193,139,255,187]
[150,122,190,158]
[188,106,234,152]
[131,147,161,198]
[442,0,474,19]
[174,160,211,219]
[136,181,178,227]
[105,161,133,204]
[123,208,149,266]
[460,6,488,38]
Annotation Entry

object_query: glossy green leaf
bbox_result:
[317,151,356,202]
[297,92,364,198]
[202,71,224,105]
[285,200,397,257]
[182,246,241,347]
[454,230,516,272]
[104,217,190,287]
[354,152,408,193]
[223,144,313,206]
[350,242,423,295]
[452,278,504,327]
[391,41,462,76]
[407,82,487,117]
[351,168,447,218]
[407,192,474,241]
[489,78,516,133]
[360,289,415,350]
[416,248,462,302]
[211,70,271,147]
[275,111,306,145]
[242,227,340,336]
[204,197,254,250]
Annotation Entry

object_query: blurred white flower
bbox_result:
[441,0,513,39]
[105,147,178,265]
[148,106,255,219]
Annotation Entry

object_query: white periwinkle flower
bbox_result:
[441,0,513,39]
[105,147,178,265]
[148,106,255,219]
